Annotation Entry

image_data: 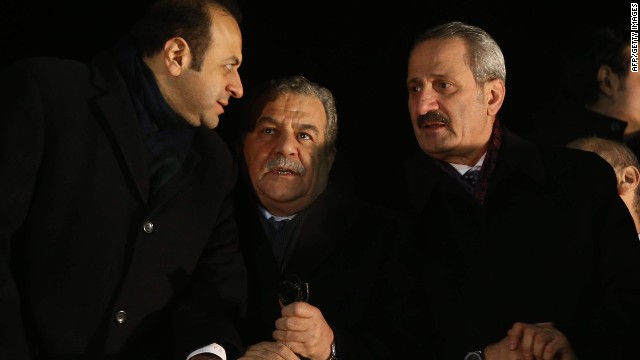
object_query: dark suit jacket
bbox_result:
[397,128,640,360]
[234,177,418,359]
[0,50,247,359]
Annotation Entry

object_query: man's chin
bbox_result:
[201,116,220,129]
[267,191,304,204]
[258,191,311,215]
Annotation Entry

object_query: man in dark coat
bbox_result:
[399,21,640,360]
[0,1,247,359]
[233,76,417,360]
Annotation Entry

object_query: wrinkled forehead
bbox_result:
[260,94,327,126]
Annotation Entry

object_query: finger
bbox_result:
[541,336,566,360]
[533,325,564,360]
[269,342,299,360]
[534,321,554,328]
[519,327,535,353]
[280,301,316,318]
[273,328,306,343]
[507,322,526,350]
[531,331,552,359]
[241,341,290,359]
[275,315,305,332]
[520,329,536,360]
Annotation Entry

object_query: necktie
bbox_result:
[268,217,290,233]
[463,169,481,187]
[267,217,291,271]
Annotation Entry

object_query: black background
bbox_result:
[1,1,630,195]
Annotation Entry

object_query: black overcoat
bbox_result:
[0,51,247,360]
[400,129,640,360]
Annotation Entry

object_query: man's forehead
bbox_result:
[261,95,325,120]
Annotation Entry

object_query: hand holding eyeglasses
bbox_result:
[273,301,335,360]
[278,274,310,307]
[274,274,334,360]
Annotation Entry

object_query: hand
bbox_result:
[238,341,299,360]
[484,322,578,360]
[506,322,577,360]
[271,301,334,360]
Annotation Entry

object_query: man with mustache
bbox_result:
[397,21,640,360]
[232,75,417,359]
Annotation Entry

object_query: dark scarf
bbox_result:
[113,36,195,195]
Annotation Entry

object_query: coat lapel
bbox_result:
[285,191,355,279]
[91,52,150,204]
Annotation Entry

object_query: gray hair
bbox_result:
[411,21,506,85]
[242,75,338,150]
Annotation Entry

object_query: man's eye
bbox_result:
[225,64,234,72]
[298,133,311,140]
[409,85,422,93]
[261,128,275,135]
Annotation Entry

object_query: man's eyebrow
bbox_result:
[226,55,241,66]
[256,116,276,125]
[297,123,320,135]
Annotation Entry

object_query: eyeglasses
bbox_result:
[278,274,310,306]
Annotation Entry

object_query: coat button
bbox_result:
[115,310,127,324]
[143,221,154,234]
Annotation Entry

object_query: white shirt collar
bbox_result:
[449,152,486,175]
[258,205,296,221]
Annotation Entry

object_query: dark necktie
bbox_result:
[268,217,290,233]
[463,169,481,187]
[267,217,291,271]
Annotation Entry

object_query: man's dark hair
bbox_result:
[131,0,242,71]
[560,23,630,105]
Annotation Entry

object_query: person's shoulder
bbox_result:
[525,103,591,146]
[2,56,91,85]
[539,144,617,184]
[542,145,609,167]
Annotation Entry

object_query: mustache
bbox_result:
[417,111,450,127]
[265,156,306,175]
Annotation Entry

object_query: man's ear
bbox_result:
[485,79,505,116]
[618,165,640,196]
[596,64,619,98]
[163,37,191,76]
